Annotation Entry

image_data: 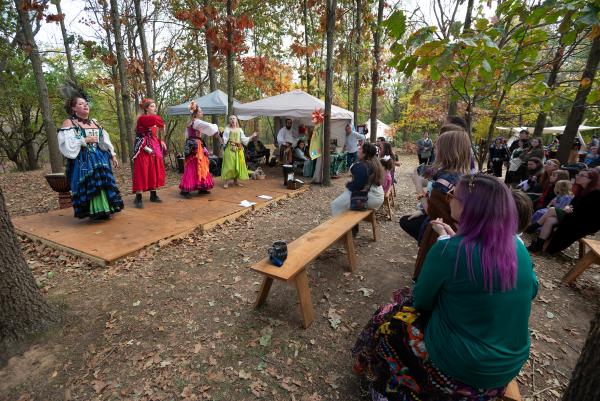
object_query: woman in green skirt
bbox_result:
[221,115,257,188]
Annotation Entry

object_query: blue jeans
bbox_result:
[346,151,358,168]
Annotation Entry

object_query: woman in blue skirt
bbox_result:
[58,87,124,220]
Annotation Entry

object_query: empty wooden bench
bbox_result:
[562,238,600,284]
[251,209,377,328]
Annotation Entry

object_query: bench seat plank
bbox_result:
[251,210,373,282]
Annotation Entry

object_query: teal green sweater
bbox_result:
[413,236,538,389]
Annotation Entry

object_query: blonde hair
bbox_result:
[432,130,472,174]
[188,101,202,120]
[554,180,572,196]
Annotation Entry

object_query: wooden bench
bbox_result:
[251,209,377,328]
[501,379,522,401]
[562,238,600,284]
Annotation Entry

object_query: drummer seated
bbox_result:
[247,136,270,164]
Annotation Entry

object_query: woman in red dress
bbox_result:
[133,98,167,208]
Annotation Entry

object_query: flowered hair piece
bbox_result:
[189,100,200,114]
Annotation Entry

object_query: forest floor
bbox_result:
[1,154,598,401]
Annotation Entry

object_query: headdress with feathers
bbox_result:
[60,80,91,115]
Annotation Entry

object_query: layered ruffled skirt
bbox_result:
[179,146,214,192]
[67,148,124,219]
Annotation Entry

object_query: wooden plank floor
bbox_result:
[13,177,306,266]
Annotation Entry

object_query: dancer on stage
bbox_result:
[133,98,166,208]
[179,101,220,198]
[58,84,124,220]
[221,115,257,188]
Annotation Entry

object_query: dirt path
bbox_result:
[1,155,598,401]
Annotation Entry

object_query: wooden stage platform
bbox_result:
[13,178,307,266]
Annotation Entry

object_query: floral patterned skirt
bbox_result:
[352,288,506,401]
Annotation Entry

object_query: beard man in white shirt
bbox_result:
[277,118,296,164]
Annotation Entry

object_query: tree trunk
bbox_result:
[562,309,600,401]
[21,104,39,170]
[303,0,312,95]
[226,0,234,117]
[352,0,362,123]
[557,34,600,164]
[14,0,62,173]
[369,0,384,142]
[447,0,475,116]
[0,186,59,349]
[480,89,507,169]
[204,0,221,157]
[533,44,566,137]
[55,0,76,82]
[101,1,128,163]
[133,0,153,99]
[323,0,337,186]
[109,0,135,161]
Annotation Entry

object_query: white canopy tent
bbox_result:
[234,90,354,183]
[167,89,251,119]
[233,89,354,147]
[496,125,598,150]
[365,119,393,140]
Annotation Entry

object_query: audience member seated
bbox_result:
[353,174,538,401]
[518,157,543,202]
[535,168,570,210]
[293,140,310,170]
[330,143,385,219]
[528,168,600,253]
[246,135,270,164]
[584,145,600,167]
[512,188,534,236]
[380,156,393,194]
[400,129,472,279]
[528,180,573,234]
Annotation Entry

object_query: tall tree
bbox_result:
[557,33,600,163]
[351,0,361,121]
[0,186,59,348]
[109,0,135,160]
[369,0,384,142]
[562,309,600,401]
[323,0,336,186]
[54,0,76,81]
[14,0,62,173]
[101,0,128,162]
[133,0,153,98]
[203,0,221,157]
[226,0,234,116]
[302,0,312,95]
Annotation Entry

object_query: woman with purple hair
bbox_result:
[353,174,538,401]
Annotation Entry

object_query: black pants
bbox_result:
[491,161,503,177]
[418,155,430,165]
[399,214,428,243]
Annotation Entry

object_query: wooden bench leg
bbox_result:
[579,239,587,259]
[502,379,522,401]
[562,251,600,284]
[343,231,357,272]
[293,270,314,328]
[368,211,378,241]
[254,276,274,308]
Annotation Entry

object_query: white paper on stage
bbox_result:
[239,200,256,207]
[257,195,273,200]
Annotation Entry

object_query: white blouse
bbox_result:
[191,118,219,136]
[58,125,116,159]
